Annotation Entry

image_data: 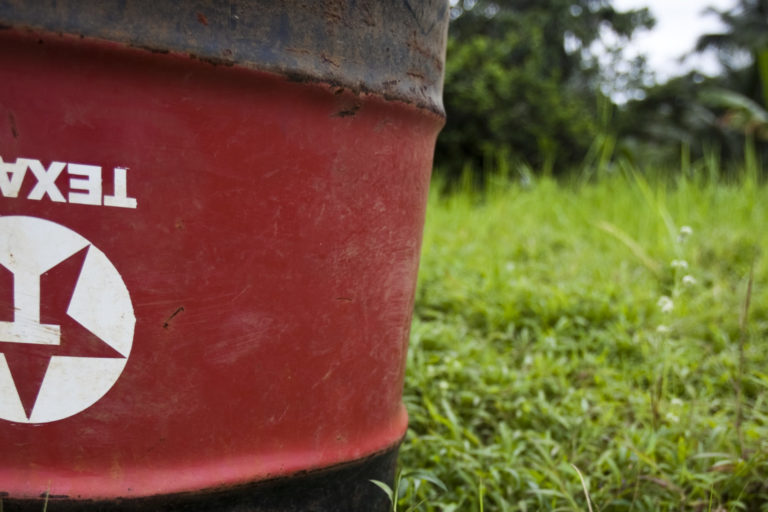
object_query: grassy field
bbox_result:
[391,162,768,511]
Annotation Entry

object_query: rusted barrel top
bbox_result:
[0,0,449,115]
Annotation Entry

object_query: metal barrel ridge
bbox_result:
[0,1,448,510]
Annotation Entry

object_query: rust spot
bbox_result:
[8,112,18,139]
[189,53,235,67]
[131,44,170,55]
[382,79,399,88]
[196,12,209,26]
[407,37,433,60]
[162,306,185,329]
[434,55,444,72]
[333,105,359,118]
[323,0,346,25]
[285,46,312,56]
[360,3,377,27]
[222,48,233,57]
[320,53,340,68]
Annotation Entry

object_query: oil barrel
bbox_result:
[0,1,448,510]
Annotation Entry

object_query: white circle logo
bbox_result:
[0,216,134,423]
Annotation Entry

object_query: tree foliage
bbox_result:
[697,0,768,144]
[617,0,768,167]
[616,73,736,167]
[435,0,653,177]
[697,0,768,106]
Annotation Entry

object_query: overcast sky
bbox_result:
[611,0,738,81]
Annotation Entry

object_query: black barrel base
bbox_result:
[1,446,398,512]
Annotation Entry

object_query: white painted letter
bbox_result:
[68,163,102,206]
[22,159,66,202]
[0,157,27,198]
[104,167,137,209]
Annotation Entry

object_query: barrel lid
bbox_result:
[0,0,448,116]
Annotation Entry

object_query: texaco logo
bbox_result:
[0,216,135,423]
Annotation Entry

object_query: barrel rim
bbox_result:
[0,0,449,116]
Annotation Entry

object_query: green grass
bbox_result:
[394,163,768,511]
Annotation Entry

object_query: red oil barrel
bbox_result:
[0,1,448,510]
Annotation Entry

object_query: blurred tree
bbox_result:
[696,0,768,143]
[435,0,654,178]
[615,1,768,170]
[616,73,739,167]
[696,0,768,107]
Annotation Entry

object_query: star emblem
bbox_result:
[0,246,124,420]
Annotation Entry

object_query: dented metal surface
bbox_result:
[0,0,449,115]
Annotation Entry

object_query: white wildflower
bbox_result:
[657,296,674,313]
[656,325,670,334]
[670,397,684,407]
[438,380,449,390]
[682,275,697,286]
[670,259,688,269]
[665,412,680,424]
[678,225,693,243]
